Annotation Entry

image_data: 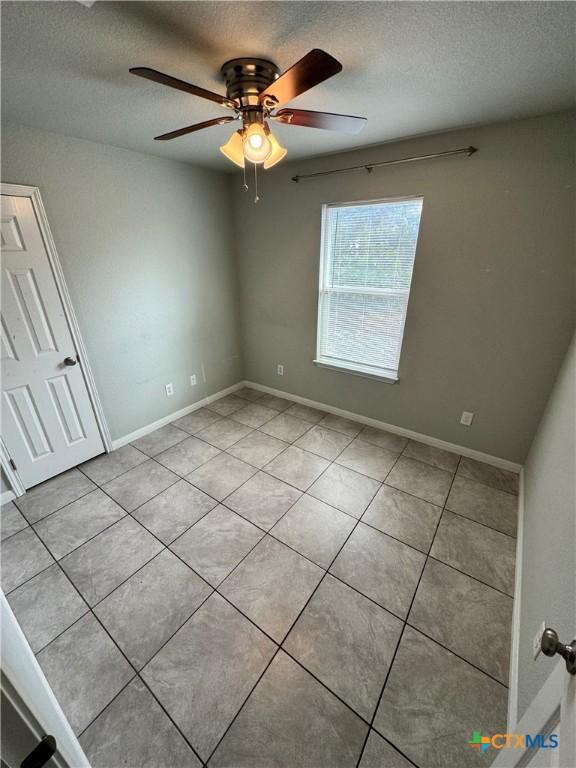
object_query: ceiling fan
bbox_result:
[130,49,366,170]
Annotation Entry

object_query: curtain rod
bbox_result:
[291,146,478,183]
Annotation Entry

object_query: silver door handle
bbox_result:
[541,628,576,674]
[63,356,77,366]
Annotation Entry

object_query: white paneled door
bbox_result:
[1,193,104,489]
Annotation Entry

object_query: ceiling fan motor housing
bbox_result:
[220,58,280,108]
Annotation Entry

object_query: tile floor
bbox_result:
[1,387,519,768]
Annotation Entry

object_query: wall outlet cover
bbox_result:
[460,411,474,426]
[190,375,197,387]
[165,383,174,397]
[277,364,284,376]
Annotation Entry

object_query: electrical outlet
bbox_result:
[165,383,174,397]
[460,411,474,426]
[190,375,197,387]
[277,364,284,376]
[533,621,546,659]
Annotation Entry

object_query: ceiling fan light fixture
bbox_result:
[219,130,245,168]
[263,131,288,169]
[243,122,272,164]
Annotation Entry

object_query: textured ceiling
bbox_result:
[1,1,574,171]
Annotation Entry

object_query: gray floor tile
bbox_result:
[308,464,381,519]
[294,425,352,460]
[271,495,355,569]
[206,394,247,417]
[132,479,217,544]
[102,460,179,512]
[172,407,222,435]
[1,527,54,593]
[457,457,519,495]
[156,436,221,477]
[284,575,403,720]
[37,613,134,735]
[95,550,212,669]
[34,489,126,560]
[231,403,279,428]
[187,453,256,501]
[196,418,253,450]
[358,426,408,454]
[374,626,508,768]
[235,387,265,402]
[61,516,163,605]
[132,425,189,457]
[359,731,414,768]
[403,439,460,473]
[142,593,275,760]
[330,524,425,619]
[259,413,313,443]
[79,445,148,485]
[431,511,516,595]
[285,403,326,423]
[362,484,442,552]
[227,430,288,469]
[265,446,330,491]
[80,678,201,768]
[224,472,302,530]
[336,439,398,482]
[446,475,518,537]
[170,506,263,586]
[386,456,453,506]
[210,651,367,768]
[7,564,88,652]
[15,469,96,524]
[1,501,27,541]
[318,413,363,438]
[408,558,513,683]
[220,536,323,642]
[257,393,293,411]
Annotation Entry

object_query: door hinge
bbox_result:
[9,457,17,471]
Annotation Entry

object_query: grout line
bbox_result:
[353,455,465,768]
[205,451,395,764]
[8,394,516,768]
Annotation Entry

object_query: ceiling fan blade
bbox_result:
[273,108,366,135]
[130,67,237,109]
[154,117,236,141]
[259,50,342,108]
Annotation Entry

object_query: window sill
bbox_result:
[313,359,398,384]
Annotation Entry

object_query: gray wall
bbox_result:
[517,331,575,718]
[2,123,242,444]
[233,112,575,463]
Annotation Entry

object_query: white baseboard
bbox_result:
[110,381,245,451]
[243,380,523,473]
[1,490,16,506]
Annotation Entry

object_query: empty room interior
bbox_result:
[0,2,575,767]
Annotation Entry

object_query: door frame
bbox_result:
[1,183,112,496]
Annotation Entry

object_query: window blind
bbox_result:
[316,197,423,380]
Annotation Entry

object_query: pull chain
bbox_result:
[242,161,248,192]
[254,162,259,204]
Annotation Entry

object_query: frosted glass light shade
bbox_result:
[243,123,272,164]
[219,130,245,168]
[264,133,288,169]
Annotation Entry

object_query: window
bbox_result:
[315,196,423,382]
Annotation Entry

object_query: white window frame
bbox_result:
[314,195,423,383]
